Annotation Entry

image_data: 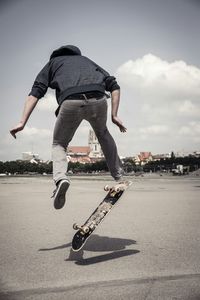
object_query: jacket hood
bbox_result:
[50,45,81,60]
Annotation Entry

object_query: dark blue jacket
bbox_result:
[29,45,120,108]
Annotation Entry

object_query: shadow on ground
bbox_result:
[39,234,139,265]
[68,248,139,265]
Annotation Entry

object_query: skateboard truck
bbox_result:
[73,223,89,234]
[104,184,123,195]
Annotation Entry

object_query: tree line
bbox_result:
[0,160,108,175]
[0,155,199,175]
[123,155,200,173]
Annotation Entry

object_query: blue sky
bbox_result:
[1,0,200,161]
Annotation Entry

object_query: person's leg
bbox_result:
[52,100,85,209]
[85,98,124,180]
[52,100,83,184]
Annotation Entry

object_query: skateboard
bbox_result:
[71,180,132,252]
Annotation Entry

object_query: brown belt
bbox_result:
[66,92,105,100]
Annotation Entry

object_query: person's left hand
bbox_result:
[112,116,127,132]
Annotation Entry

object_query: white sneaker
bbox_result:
[52,179,70,209]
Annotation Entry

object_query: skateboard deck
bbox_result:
[72,180,132,252]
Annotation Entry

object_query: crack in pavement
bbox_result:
[1,273,200,298]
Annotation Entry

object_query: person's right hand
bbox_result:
[112,116,127,132]
[10,122,24,139]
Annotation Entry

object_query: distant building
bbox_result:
[67,146,91,164]
[67,130,104,164]
[22,152,39,162]
[88,129,104,161]
[175,150,200,158]
[152,153,171,161]
[135,152,153,165]
[175,151,190,157]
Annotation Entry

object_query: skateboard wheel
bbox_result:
[82,226,89,233]
[73,223,79,230]
[104,185,110,191]
[90,223,95,230]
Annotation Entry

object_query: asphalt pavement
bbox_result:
[0,174,200,299]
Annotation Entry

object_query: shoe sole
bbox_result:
[54,180,70,209]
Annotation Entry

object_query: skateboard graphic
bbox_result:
[72,180,132,252]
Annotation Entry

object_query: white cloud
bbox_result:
[0,126,53,161]
[116,54,200,100]
[177,100,200,117]
[139,124,169,135]
[114,54,200,154]
[22,126,52,138]
[178,121,200,144]
[37,92,57,112]
[179,121,200,136]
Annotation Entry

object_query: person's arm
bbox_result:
[10,95,38,139]
[111,89,127,133]
[10,61,50,139]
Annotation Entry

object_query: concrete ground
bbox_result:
[0,174,200,299]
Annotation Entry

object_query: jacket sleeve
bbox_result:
[94,64,120,92]
[104,75,120,92]
[88,58,120,93]
[29,62,50,99]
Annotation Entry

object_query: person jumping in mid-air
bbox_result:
[10,45,127,209]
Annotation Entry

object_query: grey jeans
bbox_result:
[52,96,123,184]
